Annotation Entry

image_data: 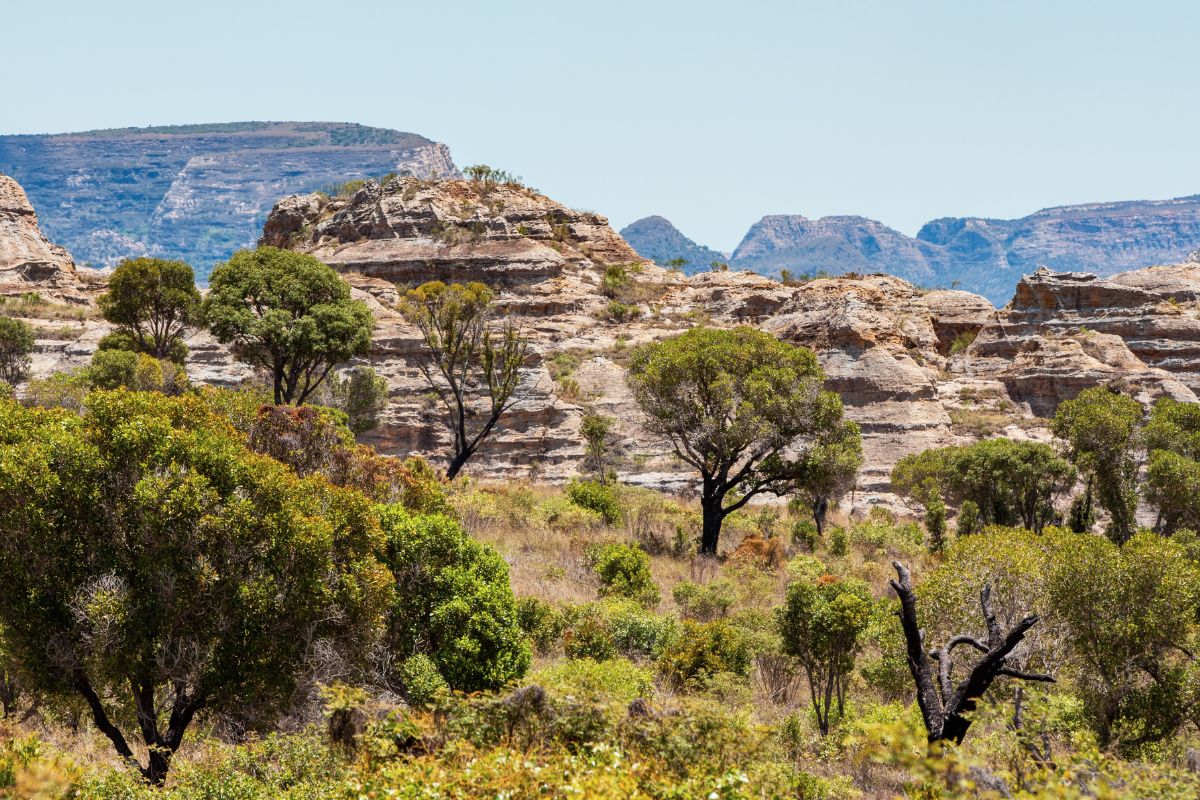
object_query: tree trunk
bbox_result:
[700,494,723,556]
[812,495,828,537]
[445,447,473,480]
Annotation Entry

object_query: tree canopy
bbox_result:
[0,316,34,385]
[626,326,851,555]
[98,257,201,362]
[400,281,528,479]
[0,390,392,783]
[204,247,373,405]
[1052,387,1142,543]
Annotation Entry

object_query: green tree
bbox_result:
[377,506,529,692]
[893,439,1075,534]
[1052,387,1142,543]
[0,391,391,784]
[626,326,844,556]
[580,412,615,478]
[400,281,528,479]
[1142,397,1200,534]
[1048,531,1200,751]
[98,257,201,361]
[313,364,390,434]
[777,575,873,735]
[204,246,374,405]
[0,316,34,385]
[796,419,862,536]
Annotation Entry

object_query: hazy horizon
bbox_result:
[4,0,1199,252]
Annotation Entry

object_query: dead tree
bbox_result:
[889,561,1054,745]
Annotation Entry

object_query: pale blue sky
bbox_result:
[4,0,1198,251]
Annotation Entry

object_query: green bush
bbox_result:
[657,620,753,690]
[559,600,675,661]
[533,657,654,705]
[588,542,660,607]
[516,596,564,654]
[0,316,35,384]
[85,349,165,391]
[672,580,736,621]
[791,518,819,551]
[396,653,448,707]
[377,506,530,691]
[828,526,848,557]
[567,478,621,525]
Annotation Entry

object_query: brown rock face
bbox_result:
[0,174,91,303]
[963,265,1200,413]
[16,169,1200,512]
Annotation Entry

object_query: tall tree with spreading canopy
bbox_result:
[400,281,529,479]
[98,257,201,362]
[626,326,847,555]
[0,391,392,784]
[1142,397,1200,534]
[204,246,374,405]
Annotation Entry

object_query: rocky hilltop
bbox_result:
[0,122,458,280]
[619,216,728,274]
[639,196,1200,304]
[9,171,1200,512]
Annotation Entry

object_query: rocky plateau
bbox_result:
[8,170,1200,515]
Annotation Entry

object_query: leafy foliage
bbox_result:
[0,316,34,385]
[566,478,621,525]
[777,575,873,734]
[1053,387,1142,542]
[204,246,373,405]
[588,543,660,607]
[97,257,201,361]
[627,326,848,554]
[399,281,528,479]
[0,391,391,783]
[376,506,530,692]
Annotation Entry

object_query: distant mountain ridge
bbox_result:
[628,195,1200,304]
[0,121,459,281]
[619,216,727,273]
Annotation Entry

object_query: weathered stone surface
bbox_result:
[0,174,92,303]
[15,171,1200,513]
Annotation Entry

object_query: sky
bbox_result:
[4,0,1200,252]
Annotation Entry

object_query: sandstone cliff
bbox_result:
[9,172,1200,514]
[0,175,93,304]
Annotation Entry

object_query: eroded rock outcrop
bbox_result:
[14,169,1200,511]
[0,175,92,303]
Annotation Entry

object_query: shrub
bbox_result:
[396,654,449,707]
[657,620,753,690]
[516,596,564,654]
[588,542,660,607]
[606,300,642,323]
[85,349,164,391]
[791,518,819,551]
[828,526,848,557]
[533,658,654,705]
[313,365,390,434]
[20,371,88,412]
[672,580,736,621]
[559,600,675,661]
[377,507,530,692]
[567,478,622,525]
[0,316,35,384]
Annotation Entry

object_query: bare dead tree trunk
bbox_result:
[889,561,1055,745]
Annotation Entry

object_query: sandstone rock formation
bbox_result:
[0,122,459,280]
[10,169,1200,514]
[0,175,92,303]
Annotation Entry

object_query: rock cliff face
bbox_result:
[9,171,1200,513]
[0,175,93,303]
[620,216,728,274]
[691,195,1200,304]
[0,123,458,281]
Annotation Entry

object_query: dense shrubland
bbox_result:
[3,256,1200,796]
